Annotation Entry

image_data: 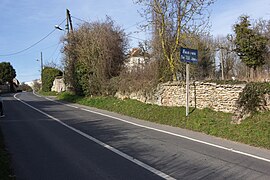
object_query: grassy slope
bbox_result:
[58,93,270,149]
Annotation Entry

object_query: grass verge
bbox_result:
[38,90,59,97]
[0,127,14,180]
[58,92,270,149]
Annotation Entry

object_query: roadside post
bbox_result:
[180,47,198,117]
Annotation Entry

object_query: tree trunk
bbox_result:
[8,81,15,92]
[253,66,257,80]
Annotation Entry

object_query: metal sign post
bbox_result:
[180,47,198,117]
[186,63,190,117]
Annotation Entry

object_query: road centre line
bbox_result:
[14,93,175,180]
[34,92,270,164]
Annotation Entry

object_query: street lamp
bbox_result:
[55,25,64,31]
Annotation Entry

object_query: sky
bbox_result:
[0,0,269,83]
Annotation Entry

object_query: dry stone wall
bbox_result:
[116,81,246,113]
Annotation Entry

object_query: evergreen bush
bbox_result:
[41,67,63,92]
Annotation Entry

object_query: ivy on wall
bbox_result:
[237,82,270,115]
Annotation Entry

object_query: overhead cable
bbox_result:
[0,18,66,57]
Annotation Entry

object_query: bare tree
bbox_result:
[136,0,215,81]
[215,36,237,80]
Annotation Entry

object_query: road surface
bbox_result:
[0,92,270,180]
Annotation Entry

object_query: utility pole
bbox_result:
[37,52,43,83]
[65,9,75,92]
[66,9,73,33]
[41,52,43,71]
[66,10,69,33]
[40,52,43,82]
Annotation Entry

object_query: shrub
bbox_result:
[19,83,32,92]
[32,80,41,92]
[237,82,270,114]
[118,61,159,93]
[41,67,62,92]
[63,17,127,96]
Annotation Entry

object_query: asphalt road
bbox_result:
[0,92,270,180]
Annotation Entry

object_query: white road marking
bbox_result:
[33,93,270,163]
[66,104,79,109]
[14,94,175,180]
[77,108,270,163]
[33,91,42,98]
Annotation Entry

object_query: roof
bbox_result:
[128,48,150,58]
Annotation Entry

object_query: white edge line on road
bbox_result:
[66,104,79,109]
[14,93,175,180]
[37,93,270,164]
[80,107,270,163]
[31,92,270,163]
[33,91,42,98]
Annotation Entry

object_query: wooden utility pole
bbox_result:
[66,9,73,33]
[41,52,43,70]
[65,9,75,92]
[66,10,69,33]
[37,52,43,82]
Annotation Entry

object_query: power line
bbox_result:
[0,18,66,57]
[53,50,62,62]
[0,29,56,57]
[41,43,61,51]
[124,19,147,31]
[71,15,148,42]
[127,35,146,41]
[71,16,88,23]
[72,15,147,31]
[47,42,62,61]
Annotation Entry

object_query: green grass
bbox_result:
[38,90,59,96]
[0,128,14,180]
[58,92,270,149]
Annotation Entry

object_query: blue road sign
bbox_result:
[180,47,198,63]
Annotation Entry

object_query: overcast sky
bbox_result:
[0,0,269,83]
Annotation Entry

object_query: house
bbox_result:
[125,48,151,71]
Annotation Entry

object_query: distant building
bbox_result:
[25,81,34,88]
[125,48,151,71]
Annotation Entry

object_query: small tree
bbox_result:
[19,83,33,92]
[0,62,16,91]
[41,67,63,92]
[193,36,215,80]
[32,79,42,92]
[233,15,268,79]
[136,0,215,81]
[215,36,237,80]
